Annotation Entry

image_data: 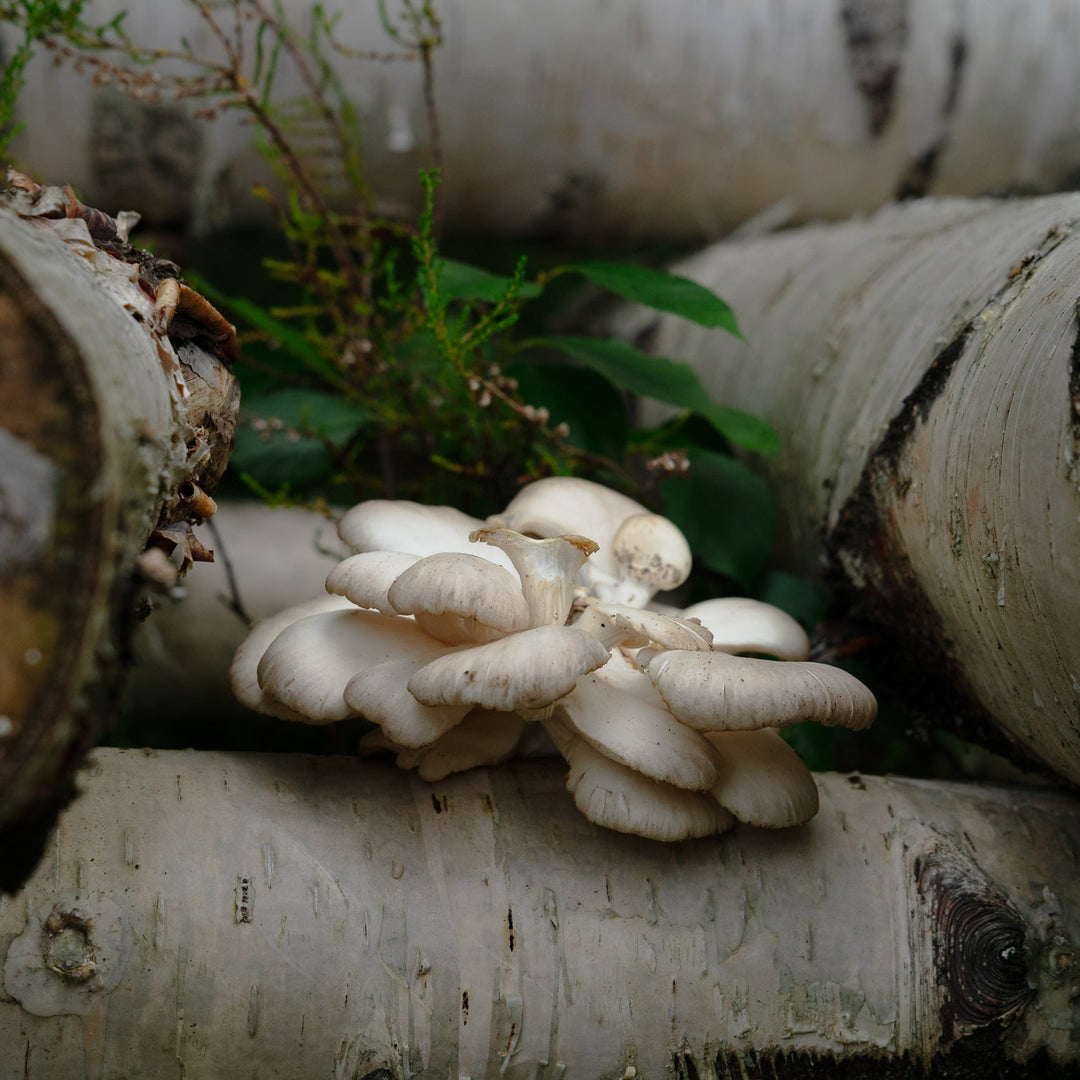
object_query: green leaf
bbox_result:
[229,390,370,490]
[756,570,829,629]
[659,449,776,588]
[535,336,777,454]
[507,362,629,459]
[185,272,338,380]
[437,258,542,303]
[568,261,741,336]
[231,427,335,490]
[245,389,370,445]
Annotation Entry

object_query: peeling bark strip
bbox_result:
[0,191,238,889]
[642,195,1080,786]
[1,751,1078,1074]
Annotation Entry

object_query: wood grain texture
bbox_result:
[640,194,1080,786]
[0,751,1077,1076]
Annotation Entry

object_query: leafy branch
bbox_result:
[2,0,780,589]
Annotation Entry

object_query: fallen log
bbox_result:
[0,179,239,887]
[1,749,1077,1077]
[9,0,1080,238]
[631,193,1080,787]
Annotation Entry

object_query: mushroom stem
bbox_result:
[608,512,693,605]
[470,527,598,628]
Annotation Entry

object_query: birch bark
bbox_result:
[634,194,1080,787]
[1,750,1077,1078]
[9,0,1080,238]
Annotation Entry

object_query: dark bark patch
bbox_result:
[942,34,969,117]
[897,142,946,200]
[673,1047,701,1080]
[917,848,1033,1041]
[874,321,974,472]
[714,1042,1072,1079]
[839,0,910,136]
[895,33,968,199]
[825,318,1052,771]
[1069,303,1080,489]
[90,89,203,228]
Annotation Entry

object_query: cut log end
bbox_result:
[0,189,240,887]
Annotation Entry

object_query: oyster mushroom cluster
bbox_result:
[230,477,876,841]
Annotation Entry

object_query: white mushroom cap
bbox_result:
[256,608,446,722]
[495,477,647,580]
[357,709,531,779]
[343,657,471,748]
[705,729,820,827]
[470,527,597,628]
[557,656,721,790]
[229,594,356,719]
[608,513,693,605]
[414,709,530,781]
[494,478,692,606]
[643,649,878,732]
[338,499,516,574]
[325,550,421,613]
[682,597,811,661]
[407,624,609,714]
[561,731,735,841]
[386,551,529,644]
[574,602,713,651]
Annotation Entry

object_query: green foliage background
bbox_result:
[1,0,1011,781]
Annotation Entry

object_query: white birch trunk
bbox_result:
[0,192,238,878]
[9,0,1080,237]
[631,193,1080,788]
[1,749,1077,1077]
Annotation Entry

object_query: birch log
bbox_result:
[1,749,1078,1078]
[630,194,1080,788]
[122,502,348,723]
[0,185,239,885]
[9,0,1080,238]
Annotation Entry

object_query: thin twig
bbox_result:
[205,515,254,628]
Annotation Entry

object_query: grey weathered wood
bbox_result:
[0,192,238,881]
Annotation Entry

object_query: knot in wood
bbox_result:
[917,849,1034,1036]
